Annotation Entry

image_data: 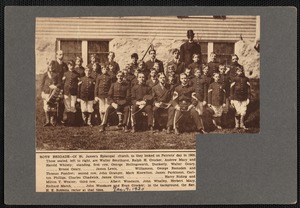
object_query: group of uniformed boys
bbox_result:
[40,30,251,135]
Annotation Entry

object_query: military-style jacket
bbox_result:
[94,73,112,99]
[40,71,61,94]
[53,60,68,80]
[63,70,80,96]
[188,62,202,74]
[74,66,85,77]
[90,70,100,80]
[207,61,220,77]
[219,73,231,98]
[123,73,135,86]
[189,77,207,102]
[131,83,152,105]
[152,83,173,103]
[129,62,139,74]
[179,41,202,66]
[230,75,250,101]
[145,59,164,73]
[208,82,226,106]
[228,62,244,80]
[200,74,212,89]
[78,76,96,101]
[146,78,158,88]
[171,84,197,107]
[105,60,120,74]
[167,59,186,75]
[107,81,131,106]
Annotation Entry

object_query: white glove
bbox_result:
[49,84,57,89]
[246,99,250,105]
[111,103,118,109]
[187,104,194,111]
[203,101,207,106]
[154,102,161,108]
[175,105,180,111]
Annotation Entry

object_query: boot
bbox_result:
[131,126,136,133]
[149,126,154,133]
[166,126,171,134]
[174,127,180,135]
[87,113,93,127]
[69,112,75,126]
[213,118,222,129]
[99,125,105,132]
[43,112,51,127]
[240,115,248,130]
[50,112,57,126]
[117,114,123,128]
[234,116,240,129]
[124,125,129,133]
[82,112,87,126]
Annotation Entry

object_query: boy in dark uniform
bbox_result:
[227,54,244,81]
[218,64,231,127]
[189,68,207,116]
[171,73,206,135]
[87,54,97,71]
[230,66,251,129]
[131,68,140,87]
[74,56,85,77]
[167,48,185,75]
[129,53,139,74]
[40,60,62,126]
[105,51,120,75]
[207,52,220,77]
[62,60,80,126]
[207,73,226,129]
[137,60,150,79]
[122,65,135,86]
[152,73,175,133]
[78,68,96,126]
[188,53,202,74]
[146,69,158,88]
[131,73,154,133]
[94,65,112,122]
[99,71,131,132]
[90,62,101,80]
[201,64,212,89]
[184,67,195,82]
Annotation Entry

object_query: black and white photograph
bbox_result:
[36,16,260,151]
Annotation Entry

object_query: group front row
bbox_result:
[41,60,251,134]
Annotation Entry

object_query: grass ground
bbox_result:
[36,75,259,151]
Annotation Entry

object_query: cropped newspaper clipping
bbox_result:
[36,16,260,192]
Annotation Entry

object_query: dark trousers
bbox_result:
[153,106,175,128]
[102,105,130,126]
[174,108,204,130]
[57,99,65,123]
[132,104,153,127]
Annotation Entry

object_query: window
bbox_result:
[199,42,208,64]
[213,42,235,65]
[88,41,109,64]
[58,40,110,66]
[60,40,82,62]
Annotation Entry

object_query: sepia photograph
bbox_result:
[35,16,260,151]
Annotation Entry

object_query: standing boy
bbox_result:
[167,48,185,75]
[62,60,80,126]
[207,73,226,129]
[230,66,251,129]
[40,60,62,126]
[105,51,120,75]
[189,68,207,116]
[94,65,112,122]
[188,53,202,74]
[78,68,96,126]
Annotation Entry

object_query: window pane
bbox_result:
[213,42,235,64]
[60,40,82,62]
[88,41,109,64]
[199,42,208,64]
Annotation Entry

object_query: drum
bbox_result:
[46,88,62,105]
